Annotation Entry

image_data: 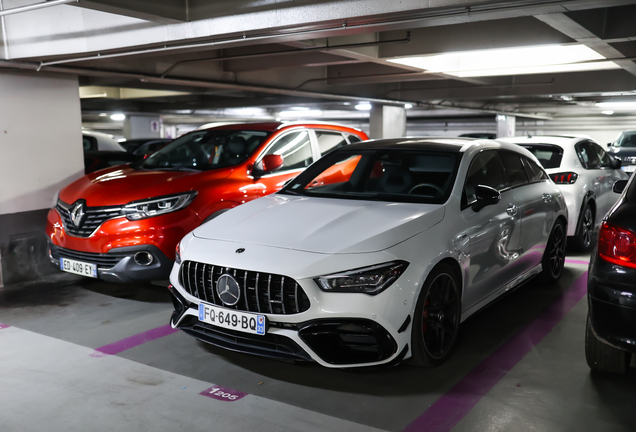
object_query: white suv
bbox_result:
[499,135,628,251]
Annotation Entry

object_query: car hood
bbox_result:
[59,166,230,206]
[609,147,636,157]
[193,194,445,254]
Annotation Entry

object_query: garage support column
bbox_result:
[123,115,162,139]
[369,105,406,139]
[0,71,84,287]
[496,114,516,138]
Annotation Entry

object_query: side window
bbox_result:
[347,134,362,144]
[576,141,600,169]
[591,143,612,168]
[82,136,97,151]
[464,151,507,206]
[262,130,314,171]
[315,131,348,156]
[522,157,549,182]
[499,151,529,188]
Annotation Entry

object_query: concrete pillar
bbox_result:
[496,114,516,138]
[123,115,162,139]
[369,105,406,139]
[0,71,83,286]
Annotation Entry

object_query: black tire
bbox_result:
[410,263,461,368]
[541,219,566,284]
[572,203,594,252]
[585,314,629,374]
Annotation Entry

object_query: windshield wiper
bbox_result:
[279,189,304,196]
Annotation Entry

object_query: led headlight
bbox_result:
[315,261,409,295]
[123,191,197,221]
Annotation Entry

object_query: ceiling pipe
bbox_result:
[0,0,77,17]
[159,34,410,78]
[0,58,552,120]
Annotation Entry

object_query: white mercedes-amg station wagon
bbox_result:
[168,138,568,368]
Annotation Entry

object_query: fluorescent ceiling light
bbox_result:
[388,44,620,78]
[404,103,413,109]
[355,103,372,111]
[602,110,614,115]
[596,102,636,109]
[110,113,126,121]
[279,110,322,117]
[289,107,310,111]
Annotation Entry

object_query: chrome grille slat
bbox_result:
[178,261,309,315]
[55,200,124,238]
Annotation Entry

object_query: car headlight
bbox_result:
[123,191,197,221]
[315,261,409,295]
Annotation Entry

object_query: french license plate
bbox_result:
[198,301,266,336]
[60,257,97,278]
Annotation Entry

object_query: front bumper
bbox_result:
[588,252,636,354]
[49,243,173,283]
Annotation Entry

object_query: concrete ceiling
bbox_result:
[2,0,636,124]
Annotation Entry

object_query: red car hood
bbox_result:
[58,166,230,207]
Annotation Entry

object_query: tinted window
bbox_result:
[464,151,506,205]
[315,131,347,155]
[141,129,269,171]
[263,130,314,170]
[615,132,636,148]
[499,151,529,188]
[83,136,97,151]
[283,149,459,204]
[575,141,601,169]
[519,144,563,169]
[591,143,612,168]
[522,157,549,182]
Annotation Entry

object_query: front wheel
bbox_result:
[541,219,566,284]
[410,263,461,368]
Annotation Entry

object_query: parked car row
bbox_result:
[47,126,634,370]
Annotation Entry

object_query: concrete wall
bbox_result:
[0,71,83,286]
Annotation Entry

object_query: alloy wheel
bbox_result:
[422,273,459,359]
[581,207,593,248]
[548,223,566,279]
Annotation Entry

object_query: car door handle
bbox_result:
[506,204,518,216]
[542,193,553,203]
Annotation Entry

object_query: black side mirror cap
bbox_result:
[472,185,501,212]
[610,157,622,169]
[613,179,628,194]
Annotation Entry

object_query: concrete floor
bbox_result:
[1,252,635,432]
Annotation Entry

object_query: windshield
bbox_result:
[614,132,636,148]
[281,148,460,204]
[139,129,271,170]
[519,144,563,169]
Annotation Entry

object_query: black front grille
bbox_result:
[56,200,124,237]
[179,260,310,315]
[50,244,128,268]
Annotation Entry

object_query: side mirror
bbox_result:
[610,156,622,169]
[607,142,612,148]
[613,179,628,194]
[472,185,501,212]
[252,154,284,177]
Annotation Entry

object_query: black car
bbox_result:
[586,175,636,374]
[84,151,138,174]
[608,130,636,177]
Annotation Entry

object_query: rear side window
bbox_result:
[499,151,529,188]
[464,150,507,205]
[519,144,563,169]
[522,157,549,182]
[315,131,348,155]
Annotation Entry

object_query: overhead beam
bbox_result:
[535,12,636,77]
[73,0,186,23]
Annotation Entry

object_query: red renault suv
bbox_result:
[46,122,368,282]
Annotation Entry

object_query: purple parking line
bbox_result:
[90,324,179,357]
[565,259,590,266]
[0,324,10,330]
[404,271,588,432]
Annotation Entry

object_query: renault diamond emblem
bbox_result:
[216,274,241,306]
[70,201,86,228]
[236,248,245,254]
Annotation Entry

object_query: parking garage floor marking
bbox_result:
[565,259,590,265]
[404,271,588,432]
[0,324,9,330]
[91,324,179,356]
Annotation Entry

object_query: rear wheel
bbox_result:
[585,314,629,374]
[541,219,566,284]
[572,203,594,252]
[410,263,461,367]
